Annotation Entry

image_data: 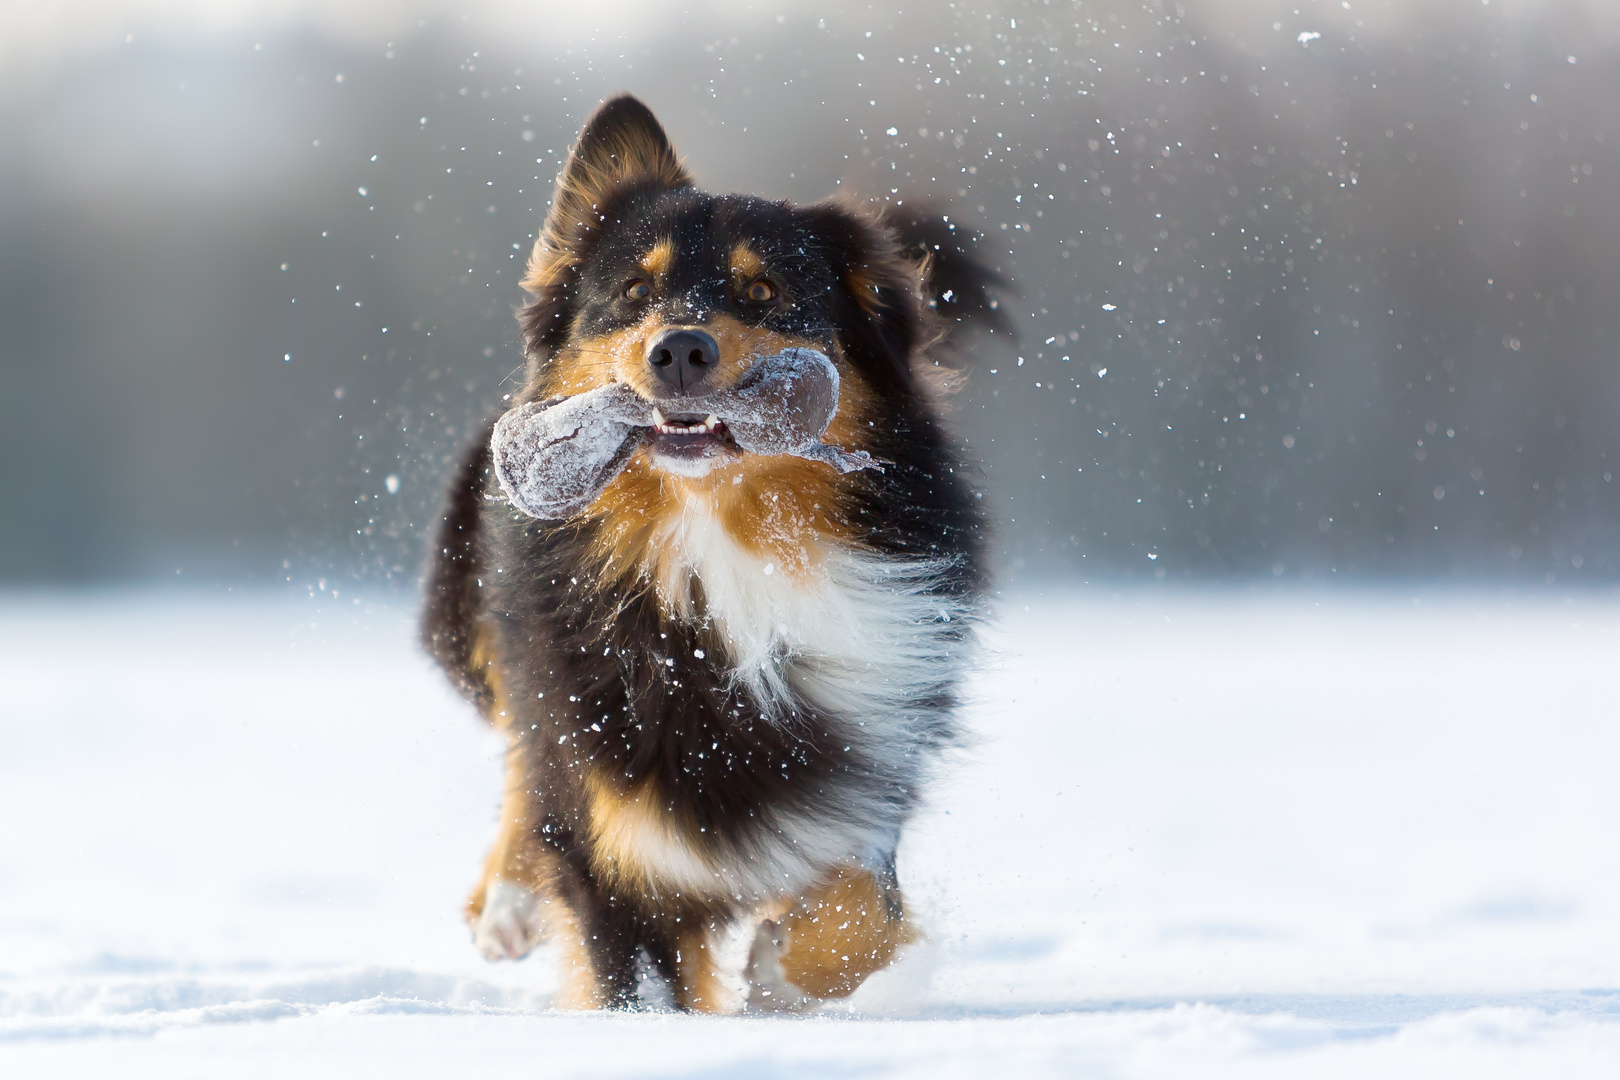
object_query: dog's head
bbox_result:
[513,95,989,583]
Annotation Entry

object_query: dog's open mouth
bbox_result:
[491,349,878,516]
[649,406,736,461]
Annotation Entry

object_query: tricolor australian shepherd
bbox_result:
[422,94,1004,1011]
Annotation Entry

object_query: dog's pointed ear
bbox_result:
[801,196,925,396]
[522,95,691,293]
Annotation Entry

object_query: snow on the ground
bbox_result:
[2,585,1618,1077]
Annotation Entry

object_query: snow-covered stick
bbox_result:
[491,348,879,521]
[680,347,880,475]
[489,382,649,521]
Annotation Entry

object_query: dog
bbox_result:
[421,94,1004,1011]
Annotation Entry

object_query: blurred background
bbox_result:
[3,0,1616,588]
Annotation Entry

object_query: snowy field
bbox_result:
[3,586,1619,1077]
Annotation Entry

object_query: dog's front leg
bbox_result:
[465,745,553,961]
[463,724,610,1008]
[671,920,741,1014]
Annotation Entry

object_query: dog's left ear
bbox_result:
[804,198,925,397]
[522,95,692,294]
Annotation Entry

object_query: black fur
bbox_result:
[421,95,1003,1008]
[878,201,1013,338]
[421,433,496,713]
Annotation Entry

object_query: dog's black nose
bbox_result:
[645,328,720,395]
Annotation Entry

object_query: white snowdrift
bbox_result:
[2,586,1618,1077]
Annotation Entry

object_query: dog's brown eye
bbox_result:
[746,279,776,303]
[624,279,650,301]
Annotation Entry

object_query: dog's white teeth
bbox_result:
[651,409,722,436]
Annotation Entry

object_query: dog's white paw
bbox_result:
[470,879,545,961]
[742,919,814,1012]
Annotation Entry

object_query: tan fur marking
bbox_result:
[466,759,546,916]
[774,865,918,1000]
[729,242,765,285]
[522,118,691,294]
[912,357,968,408]
[539,312,823,402]
[549,909,607,1010]
[827,191,930,323]
[463,679,605,1008]
[672,922,735,1013]
[574,456,686,587]
[640,237,675,280]
[582,446,864,601]
[526,247,581,291]
[538,313,874,601]
[582,769,714,894]
[464,681,557,935]
[844,266,889,317]
[467,623,507,725]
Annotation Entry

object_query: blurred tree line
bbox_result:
[1,1,1614,585]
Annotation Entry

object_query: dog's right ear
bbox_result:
[522,95,691,294]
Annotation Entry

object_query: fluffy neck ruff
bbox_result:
[631,494,972,720]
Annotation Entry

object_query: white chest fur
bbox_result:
[592,498,975,902]
[647,498,971,720]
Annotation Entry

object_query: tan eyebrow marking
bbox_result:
[729,243,766,284]
[639,237,675,279]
